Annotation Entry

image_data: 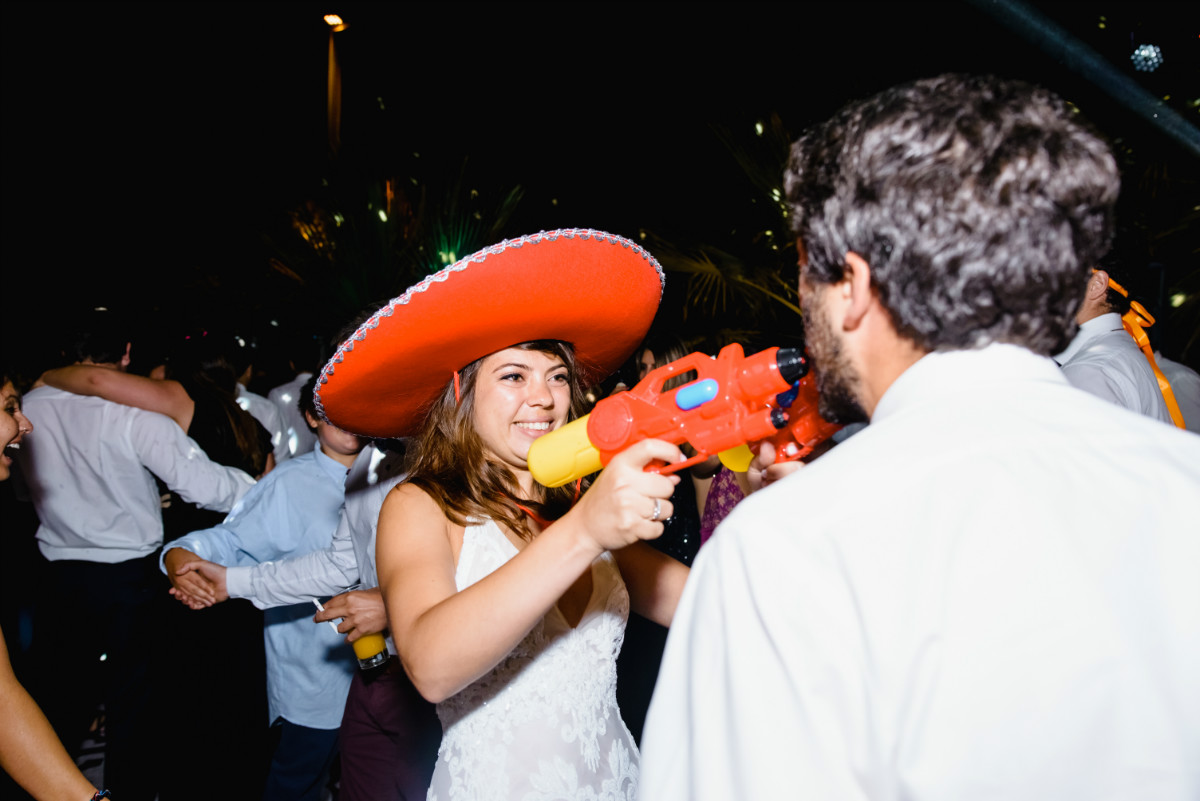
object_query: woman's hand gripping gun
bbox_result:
[528,344,840,488]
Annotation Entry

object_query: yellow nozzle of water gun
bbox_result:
[528,415,604,488]
[718,443,755,472]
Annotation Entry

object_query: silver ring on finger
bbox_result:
[648,498,662,522]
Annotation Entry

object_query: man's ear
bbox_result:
[1086,269,1110,302]
[303,410,320,432]
[842,252,875,330]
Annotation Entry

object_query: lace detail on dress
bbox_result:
[428,520,637,801]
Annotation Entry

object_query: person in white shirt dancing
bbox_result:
[639,74,1200,801]
[16,316,255,801]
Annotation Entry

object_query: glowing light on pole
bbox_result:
[325,14,347,155]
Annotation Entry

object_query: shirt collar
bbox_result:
[1054,313,1124,365]
[872,343,1067,424]
[312,442,352,483]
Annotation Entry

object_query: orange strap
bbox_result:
[512,501,552,530]
[1103,273,1186,428]
[512,479,583,531]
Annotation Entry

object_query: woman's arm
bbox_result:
[379,483,599,703]
[39,365,194,431]
[0,630,99,801]
[378,439,683,704]
[613,542,690,627]
[615,444,802,627]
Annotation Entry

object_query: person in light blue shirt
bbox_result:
[161,376,366,801]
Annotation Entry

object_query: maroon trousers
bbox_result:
[339,657,442,801]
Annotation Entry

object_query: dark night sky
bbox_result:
[4,2,1197,374]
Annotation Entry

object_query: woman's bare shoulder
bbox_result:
[381,482,456,538]
[379,481,467,569]
[384,481,442,514]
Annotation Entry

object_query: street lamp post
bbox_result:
[324,14,347,157]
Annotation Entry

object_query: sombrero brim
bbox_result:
[315,228,664,438]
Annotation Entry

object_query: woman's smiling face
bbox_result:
[0,381,33,482]
[471,347,570,474]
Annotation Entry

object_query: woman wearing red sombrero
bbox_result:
[316,229,690,800]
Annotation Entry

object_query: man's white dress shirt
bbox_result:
[18,386,254,563]
[640,344,1200,801]
[1056,313,1172,423]
[1155,352,1200,433]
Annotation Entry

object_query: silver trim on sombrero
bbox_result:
[313,228,665,424]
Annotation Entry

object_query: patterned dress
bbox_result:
[428,519,638,801]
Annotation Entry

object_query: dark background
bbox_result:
[4,1,1198,379]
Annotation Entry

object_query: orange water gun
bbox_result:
[760,368,844,463]
[528,343,842,488]
[1103,272,1186,429]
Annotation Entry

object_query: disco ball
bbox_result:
[1130,44,1164,73]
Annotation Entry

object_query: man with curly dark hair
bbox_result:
[639,75,1200,801]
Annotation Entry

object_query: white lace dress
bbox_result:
[427,519,639,801]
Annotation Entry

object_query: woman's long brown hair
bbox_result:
[405,340,588,540]
[169,343,268,476]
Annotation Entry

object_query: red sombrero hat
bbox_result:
[315,228,664,438]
